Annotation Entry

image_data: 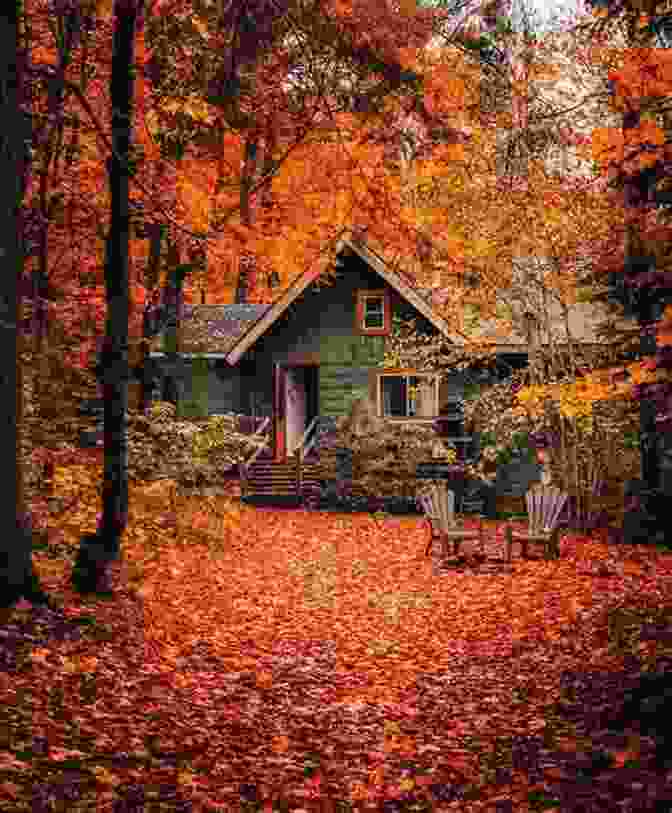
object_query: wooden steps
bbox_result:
[241,452,322,502]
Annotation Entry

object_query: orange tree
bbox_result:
[349,20,651,526]
[579,7,672,437]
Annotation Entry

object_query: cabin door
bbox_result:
[273,363,319,462]
[285,366,307,458]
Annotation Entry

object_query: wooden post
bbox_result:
[240,463,248,498]
[295,448,302,497]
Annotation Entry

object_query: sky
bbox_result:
[512,0,592,32]
[419,0,594,32]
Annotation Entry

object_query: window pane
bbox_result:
[364,297,384,328]
[415,376,436,417]
[381,376,407,416]
[408,376,418,416]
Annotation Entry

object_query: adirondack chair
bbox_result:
[417,482,484,559]
[505,484,569,561]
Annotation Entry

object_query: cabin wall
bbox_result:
[148,356,247,418]
[208,361,246,415]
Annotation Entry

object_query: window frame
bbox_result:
[355,289,391,336]
[376,370,440,419]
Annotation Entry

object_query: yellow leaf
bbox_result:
[144,109,160,137]
[368,765,385,786]
[256,670,273,689]
[92,766,117,786]
[183,97,214,124]
[384,720,401,736]
[96,0,114,17]
[271,735,289,753]
[349,781,369,801]
[192,16,208,36]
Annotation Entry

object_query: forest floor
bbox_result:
[3,458,672,811]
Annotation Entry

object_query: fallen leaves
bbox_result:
[9,475,672,809]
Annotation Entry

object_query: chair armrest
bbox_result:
[504,524,514,562]
[545,527,562,560]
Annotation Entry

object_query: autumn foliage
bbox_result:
[9,0,672,809]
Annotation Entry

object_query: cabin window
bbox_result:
[355,289,390,335]
[378,373,438,418]
[364,296,384,329]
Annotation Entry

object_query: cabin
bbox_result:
[145,231,612,465]
[146,234,479,462]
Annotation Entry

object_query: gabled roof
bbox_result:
[147,235,619,361]
[147,303,272,356]
[224,233,465,364]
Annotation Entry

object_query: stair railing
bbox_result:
[293,416,320,497]
[297,415,319,463]
[241,415,319,499]
[243,416,271,468]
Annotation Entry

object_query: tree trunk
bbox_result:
[0,1,51,607]
[236,134,260,304]
[71,0,143,594]
[161,241,191,414]
[140,223,164,412]
[31,1,88,423]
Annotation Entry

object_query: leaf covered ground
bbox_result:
[4,457,672,812]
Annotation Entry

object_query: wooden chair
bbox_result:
[417,482,484,559]
[505,484,568,562]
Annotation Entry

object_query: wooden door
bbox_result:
[285,366,307,457]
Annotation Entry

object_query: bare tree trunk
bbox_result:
[31,2,91,422]
[236,133,260,304]
[0,0,51,607]
[140,223,164,412]
[71,0,144,594]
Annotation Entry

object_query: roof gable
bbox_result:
[224,233,464,364]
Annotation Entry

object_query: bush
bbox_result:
[312,399,444,499]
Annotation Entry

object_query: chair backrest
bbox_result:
[417,483,457,533]
[525,485,568,535]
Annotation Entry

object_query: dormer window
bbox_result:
[355,289,390,335]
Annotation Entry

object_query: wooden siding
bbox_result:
[319,333,385,367]
[319,366,372,416]
[178,357,210,418]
